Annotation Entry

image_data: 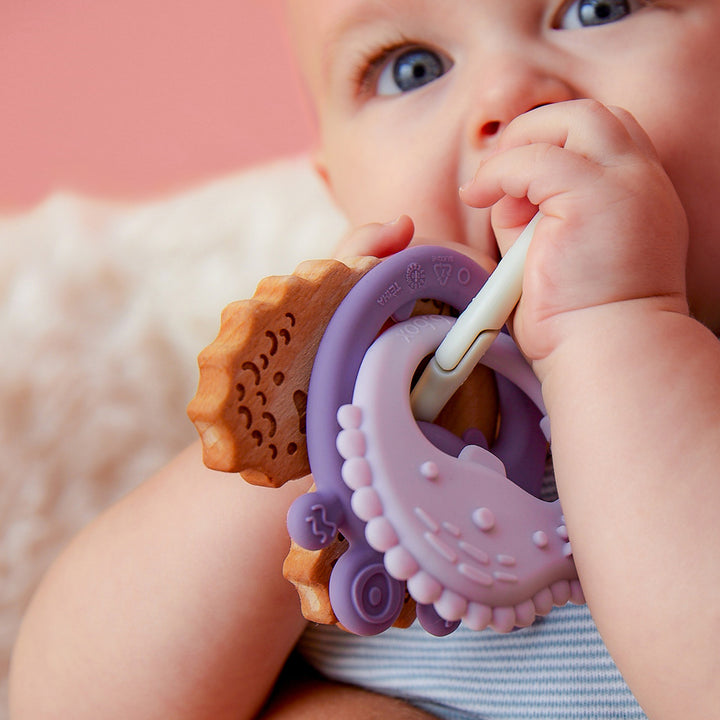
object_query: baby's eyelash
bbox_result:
[352,38,416,96]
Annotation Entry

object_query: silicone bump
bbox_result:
[384,545,419,580]
[532,530,549,549]
[336,429,367,460]
[407,570,443,604]
[550,580,571,606]
[414,506,440,533]
[423,532,459,564]
[491,606,517,633]
[458,541,490,565]
[435,588,468,622]
[337,403,363,430]
[532,587,554,616]
[464,602,493,631]
[341,457,373,490]
[420,460,440,481]
[562,542,573,558]
[556,524,569,541]
[514,598,537,628]
[457,563,494,587]
[365,516,399,552]
[497,554,516,567]
[351,486,383,522]
[442,520,462,538]
[471,507,496,532]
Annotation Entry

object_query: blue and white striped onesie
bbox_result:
[298,604,646,719]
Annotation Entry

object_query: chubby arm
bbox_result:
[10,442,311,720]
[538,302,720,720]
[461,100,720,719]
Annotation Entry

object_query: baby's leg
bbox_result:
[10,442,311,720]
[260,653,440,720]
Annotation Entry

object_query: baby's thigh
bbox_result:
[260,654,439,719]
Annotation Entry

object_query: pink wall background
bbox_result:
[0,0,315,213]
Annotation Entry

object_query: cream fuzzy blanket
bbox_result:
[0,157,345,717]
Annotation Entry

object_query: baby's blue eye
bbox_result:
[558,0,643,29]
[377,47,448,96]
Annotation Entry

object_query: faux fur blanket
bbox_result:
[0,156,345,716]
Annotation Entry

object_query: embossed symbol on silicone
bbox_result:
[306,504,338,545]
[377,282,403,306]
[457,267,471,286]
[405,262,426,291]
[433,263,453,286]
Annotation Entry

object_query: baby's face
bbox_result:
[287,0,720,327]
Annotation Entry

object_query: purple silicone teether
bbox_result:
[287,246,567,636]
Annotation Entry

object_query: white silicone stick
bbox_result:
[410,212,542,422]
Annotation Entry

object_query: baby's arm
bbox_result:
[462,100,720,720]
[10,442,311,720]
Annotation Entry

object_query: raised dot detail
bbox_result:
[420,461,440,481]
[464,602,492,631]
[407,570,442,604]
[472,507,495,532]
[384,545,419,580]
[533,530,549,548]
[341,457,372,490]
[365,516,398,552]
[351,487,382,521]
[336,429,366,459]
[434,589,467,622]
[337,404,362,429]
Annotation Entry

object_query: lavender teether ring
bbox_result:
[287,246,579,635]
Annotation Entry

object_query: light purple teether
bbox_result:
[339,316,580,632]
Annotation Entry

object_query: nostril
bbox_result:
[480,120,500,137]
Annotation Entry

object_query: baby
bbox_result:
[10,1,720,719]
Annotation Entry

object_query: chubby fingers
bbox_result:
[493,99,655,165]
[460,99,660,213]
[333,215,415,259]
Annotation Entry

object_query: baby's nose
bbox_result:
[467,69,576,148]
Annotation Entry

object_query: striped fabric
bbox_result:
[297,604,646,719]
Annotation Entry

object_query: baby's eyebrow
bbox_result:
[322,1,399,58]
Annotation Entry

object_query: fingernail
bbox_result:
[458,179,474,195]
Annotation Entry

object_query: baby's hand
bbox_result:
[460,100,689,369]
